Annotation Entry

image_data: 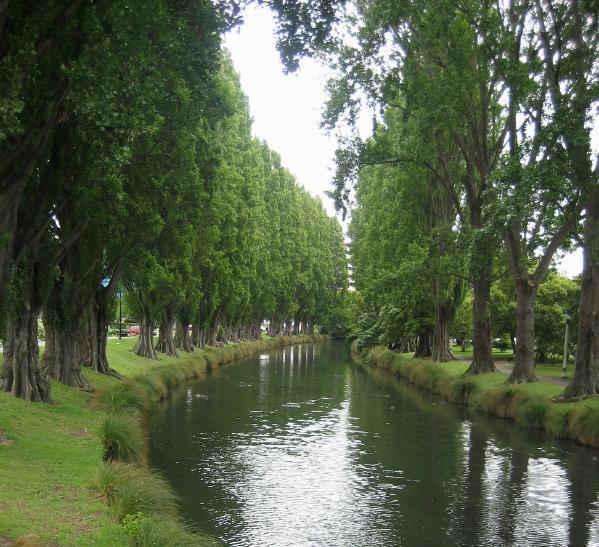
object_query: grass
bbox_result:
[452,346,577,380]
[0,334,323,544]
[357,342,599,449]
[100,413,145,463]
[0,373,120,544]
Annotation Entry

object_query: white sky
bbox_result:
[225,6,338,215]
[224,5,583,279]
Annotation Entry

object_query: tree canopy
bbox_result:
[0,2,347,402]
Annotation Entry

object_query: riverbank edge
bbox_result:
[0,334,326,545]
[351,342,599,450]
[94,334,328,545]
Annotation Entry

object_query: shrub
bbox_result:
[514,395,550,429]
[96,382,148,413]
[477,386,519,418]
[569,404,599,447]
[134,374,168,402]
[122,513,215,547]
[545,406,574,439]
[100,413,144,463]
[93,462,179,521]
[443,377,479,404]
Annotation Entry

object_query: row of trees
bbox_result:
[317,0,597,397]
[0,1,347,403]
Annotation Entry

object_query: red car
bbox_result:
[126,325,157,336]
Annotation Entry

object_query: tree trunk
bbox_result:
[85,298,121,377]
[174,317,194,352]
[414,331,432,358]
[155,306,177,356]
[466,274,496,373]
[0,195,17,301]
[1,273,50,402]
[206,325,217,346]
[43,316,93,391]
[508,280,539,383]
[133,311,158,359]
[191,322,201,347]
[561,187,599,398]
[432,309,455,362]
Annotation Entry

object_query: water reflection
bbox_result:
[148,343,599,546]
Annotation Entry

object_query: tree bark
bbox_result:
[414,331,432,358]
[155,305,177,356]
[174,317,194,352]
[431,309,455,363]
[562,187,599,398]
[83,298,122,377]
[206,325,217,346]
[191,322,203,348]
[133,311,158,359]
[466,273,496,373]
[0,265,50,402]
[508,279,539,383]
[42,314,93,391]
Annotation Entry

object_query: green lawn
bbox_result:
[0,369,121,544]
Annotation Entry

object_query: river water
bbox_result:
[148,342,599,546]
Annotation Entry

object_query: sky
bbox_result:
[225,6,339,215]
[224,5,584,278]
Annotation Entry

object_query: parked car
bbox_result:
[126,325,157,336]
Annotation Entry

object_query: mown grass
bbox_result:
[357,343,599,449]
[452,347,577,379]
[0,334,322,544]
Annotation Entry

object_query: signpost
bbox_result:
[561,311,571,379]
[116,288,124,339]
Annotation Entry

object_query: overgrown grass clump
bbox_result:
[569,404,599,447]
[357,342,599,448]
[93,462,216,546]
[100,413,145,463]
[94,462,179,520]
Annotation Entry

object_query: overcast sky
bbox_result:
[225,6,339,215]
[224,5,583,278]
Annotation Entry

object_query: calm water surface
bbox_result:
[148,342,599,546]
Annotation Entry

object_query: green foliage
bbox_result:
[569,405,599,447]
[94,462,179,521]
[122,513,213,547]
[100,413,144,463]
[95,382,148,413]
[514,396,551,430]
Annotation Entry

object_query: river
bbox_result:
[148,341,599,546]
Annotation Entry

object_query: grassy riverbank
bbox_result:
[0,334,323,545]
[353,343,599,449]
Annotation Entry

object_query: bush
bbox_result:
[545,406,574,439]
[96,382,148,413]
[93,462,179,520]
[476,386,519,418]
[100,413,144,463]
[122,513,215,547]
[443,377,479,404]
[134,374,168,403]
[569,404,599,447]
[514,395,551,429]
